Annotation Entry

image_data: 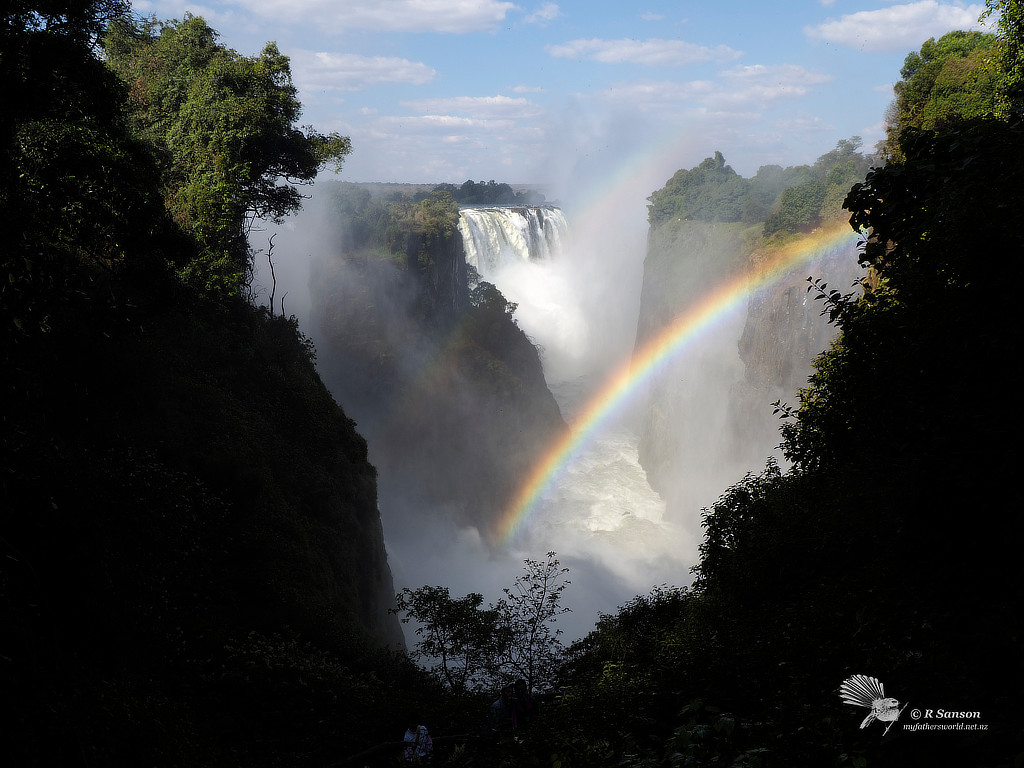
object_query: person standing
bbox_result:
[403,722,433,763]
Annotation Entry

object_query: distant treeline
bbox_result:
[321,180,545,259]
[432,179,547,205]
[646,140,875,237]
[648,26,1007,239]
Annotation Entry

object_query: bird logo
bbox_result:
[839,674,907,735]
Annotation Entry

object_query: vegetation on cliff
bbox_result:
[3,5,425,765]
[434,178,547,206]
[645,141,873,239]
[103,15,350,294]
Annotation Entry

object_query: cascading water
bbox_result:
[458,206,570,278]
[455,206,679,607]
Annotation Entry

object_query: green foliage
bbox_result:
[1,0,129,42]
[322,185,461,264]
[647,142,872,239]
[1,279,434,764]
[2,1,175,346]
[495,552,571,692]
[984,0,1024,112]
[407,191,462,272]
[646,151,748,227]
[103,15,351,294]
[884,31,1000,157]
[784,119,1024,478]
[762,137,872,237]
[761,179,826,236]
[3,10,433,765]
[433,179,546,205]
[540,103,1023,768]
[393,586,503,694]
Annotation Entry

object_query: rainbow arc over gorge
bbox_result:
[494,220,863,545]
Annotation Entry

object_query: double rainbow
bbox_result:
[494,220,862,544]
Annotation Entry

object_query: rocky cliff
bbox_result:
[310,191,566,541]
[634,146,870,515]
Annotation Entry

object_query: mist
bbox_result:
[249,145,843,645]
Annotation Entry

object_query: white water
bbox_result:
[458,206,570,275]
[457,207,693,607]
[258,197,852,643]
[258,200,698,643]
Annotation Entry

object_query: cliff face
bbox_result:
[633,146,873,514]
[634,220,756,500]
[405,226,469,319]
[310,216,565,541]
[731,240,862,451]
[634,218,860,514]
[4,294,405,650]
[2,279,414,764]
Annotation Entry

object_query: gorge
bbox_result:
[260,147,871,640]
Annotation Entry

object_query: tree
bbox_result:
[392,553,572,694]
[984,0,1024,112]
[495,552,571,691]
[1,0,128,44]
[762,138,873,237]
[646,151,748,227]
[884,30,1000,158]
[392,586,503,694]
[103,15,351,294]
[2,0,171,349]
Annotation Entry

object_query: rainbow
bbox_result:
[494,220,862,544]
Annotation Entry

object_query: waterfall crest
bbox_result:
[458,206,569,277]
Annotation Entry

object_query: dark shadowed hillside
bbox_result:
[1,6,430,765]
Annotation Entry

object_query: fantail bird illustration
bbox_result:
[839,674,906,735]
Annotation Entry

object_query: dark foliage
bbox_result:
[527,118,1024,768]
[2,8,436,766]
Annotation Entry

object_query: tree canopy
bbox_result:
[646,141,873,237]
[103,15,351,293]
[392,553,571,695]
[883,30,1000,158]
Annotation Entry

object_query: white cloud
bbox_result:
[547,38,742,66]
[525,2,561,24]
[581,63,832,121]
[805,1,991,52]
[227,0,517,34]
[773,114,836,133]
[711,64,833,108]
[512,84,547,93]
[290,51,436,91]
[588,79,715,111]
[401,95,544,119]
[580,62,832,116]
[384,114,510,130]
[640,12,665,21]
[719,63,833,86]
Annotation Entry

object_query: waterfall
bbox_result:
[453,203,676,620]
[457,205,587,381]
[458,206,570,278]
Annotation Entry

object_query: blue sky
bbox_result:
[131,0,993,188]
